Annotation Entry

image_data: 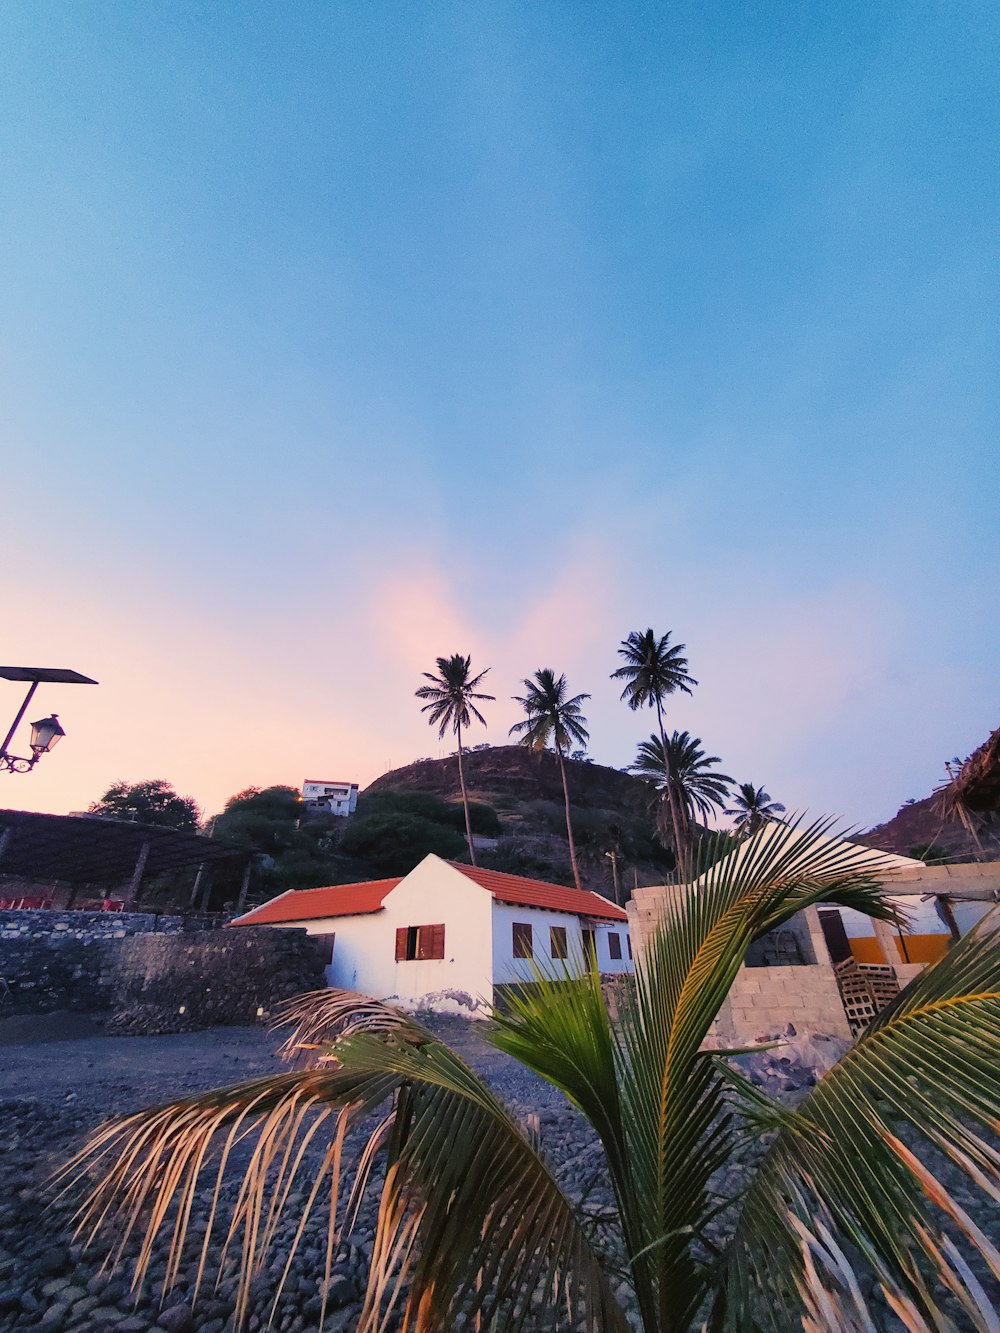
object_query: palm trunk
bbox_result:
[455,722,476,865]
[556,742,583,891]
[656,698,688,883]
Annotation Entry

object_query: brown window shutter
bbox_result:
[395,927,408,961]
[608,932,622,960]
[430,924,445,959]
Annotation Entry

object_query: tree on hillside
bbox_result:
[88,779,200,832]
[630,732,732,874]
[213,785,304,856]
[510,669,590,890]
[612,628,697,877]
[69,821,1000,1333]
[725,782,786,837]
[415,654,494,864]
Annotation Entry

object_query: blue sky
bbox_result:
[2,2,997,828]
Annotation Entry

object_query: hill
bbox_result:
[857,724,1000,863]
[364,745,676,897]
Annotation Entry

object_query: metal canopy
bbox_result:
[0,810,238,885]
[0,667,99,685]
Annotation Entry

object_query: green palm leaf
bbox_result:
[716,917,1000,1331]
[59,992,628,1333]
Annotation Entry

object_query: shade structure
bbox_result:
[0,810,238,885]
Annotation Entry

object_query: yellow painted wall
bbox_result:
[849,933,950,965]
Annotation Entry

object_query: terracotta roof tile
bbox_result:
[231,878,400,925]
[448,863,628,922]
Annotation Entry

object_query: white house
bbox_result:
[301,779,359,817]
[231,854,632,1015]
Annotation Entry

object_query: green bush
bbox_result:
[358,791,501,837]
[340,813,466,877]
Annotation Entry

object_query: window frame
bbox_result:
[549,925,568,960]
[395,923,445,961]
[512,921,533,960]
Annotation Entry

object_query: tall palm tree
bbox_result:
[612,629,697,878]
[66,820,1000,1333]
[415,654,494,864]
[509,668,590,890]
[630,731,732,876]
[725,781,786,837]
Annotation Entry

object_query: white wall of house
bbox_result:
[491,901,633,985]
[283,857,495,1015]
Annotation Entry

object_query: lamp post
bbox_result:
[0,667,98,774]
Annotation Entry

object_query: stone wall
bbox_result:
[0,911,325,1032]
[0,909,216,1016]
[108,927,328,1035]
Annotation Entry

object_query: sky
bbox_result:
[1,1,997,830]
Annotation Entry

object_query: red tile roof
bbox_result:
[447,863,627,921]
[232,878,401,925]
[231,859,628,927]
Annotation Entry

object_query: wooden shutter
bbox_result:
[395,927,408,961]
[608,931,622,960]
[418,924,445,960]
[512,922,532,959]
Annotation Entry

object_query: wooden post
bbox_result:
[199,867,213,914]
[236,859,253,915]
[189,861,205,908]
[123,840,151,911]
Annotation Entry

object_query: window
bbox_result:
[627,936,633,959]
[315,932,336,964]
[607,931,622,960]
[550,925,568,959]
[582,929,596,964]
[395,923,445,961]
[512,922,533,959]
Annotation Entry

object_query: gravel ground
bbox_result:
[0,1017,994,1332]
[0,1014,613,1333]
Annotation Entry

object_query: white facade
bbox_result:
[233,854,632,1016]
[491,900,632,987]
[301,779,359,817]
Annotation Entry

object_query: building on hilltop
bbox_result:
[231,853,632,1016]
[301,778,359,817]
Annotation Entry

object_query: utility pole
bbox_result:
[604,850,620,904]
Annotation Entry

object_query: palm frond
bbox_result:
[717,917,1000,1331]
[59,990,627,1333]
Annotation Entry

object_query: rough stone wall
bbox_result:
[0,910,216,1015]
[108,927,328,1035]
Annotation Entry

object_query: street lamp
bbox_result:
[0,667,97,774]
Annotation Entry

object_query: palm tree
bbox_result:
[630,731,732,876]
[66,820,1000,1333]
[415,654,494,864]
[509,668,590,890]
[612,629,697,878]
[725,781,786,837]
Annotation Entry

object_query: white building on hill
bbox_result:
[301,779,359,817]
[231,854,632,1016]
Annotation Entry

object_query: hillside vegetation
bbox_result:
[364,744,680,897]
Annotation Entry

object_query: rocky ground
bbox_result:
[0,1013,618,1333]
[0,1016,993,1332]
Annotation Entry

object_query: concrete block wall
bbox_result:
[627,891,852,1042]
